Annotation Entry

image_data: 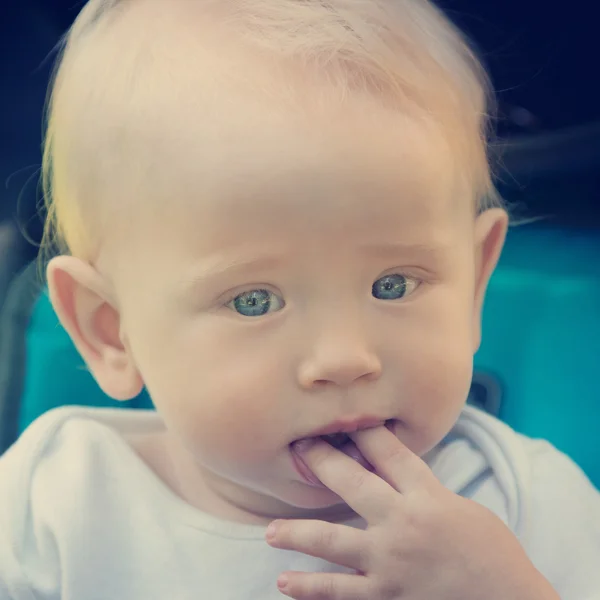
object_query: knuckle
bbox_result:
[357,542,372,569]
[405,492,444,536]
[315,526,338,551]
[348,468,370,491]
[405,504,427,533]
[378,578,405,600]
[315,575,337,600]
[387,445,422,472]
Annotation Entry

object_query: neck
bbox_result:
[158,433,361,526]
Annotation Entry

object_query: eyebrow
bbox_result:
[359,240,449,259]
[180,255,284,293]
[179,240,448,297]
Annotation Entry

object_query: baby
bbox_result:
[1,0,599,599]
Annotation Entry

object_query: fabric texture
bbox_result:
[0,404,598,600]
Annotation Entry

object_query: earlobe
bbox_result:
[472,208,509,352]
[46,256,144,401]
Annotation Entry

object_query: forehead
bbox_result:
[73,0,479,265]
[124,104,469,258]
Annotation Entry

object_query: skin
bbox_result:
[48,106,501,518]
[267,427,561,600]
[45,83,558,597]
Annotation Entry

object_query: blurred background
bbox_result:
[0,1,599,484]
[1,0,599,281]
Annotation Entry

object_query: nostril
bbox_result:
[297,353,382,390]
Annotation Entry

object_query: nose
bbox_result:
[296,322,383,389]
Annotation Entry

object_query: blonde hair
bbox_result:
[42,0,502,260]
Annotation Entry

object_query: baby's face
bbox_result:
[100,108,504,521]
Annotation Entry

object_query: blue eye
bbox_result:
[372,274,417,300]
[227,289,284,317]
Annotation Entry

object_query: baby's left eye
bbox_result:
[372,274,419,300]
[227,289,285,317]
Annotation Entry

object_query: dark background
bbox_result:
[1,0,599,263]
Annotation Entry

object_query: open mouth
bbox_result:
[320,419,396,447]
[320,431,353,449]
[291,420,396,486]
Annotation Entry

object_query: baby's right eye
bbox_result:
[226,289,285,317]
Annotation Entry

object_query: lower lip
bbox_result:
[290,421,398,486]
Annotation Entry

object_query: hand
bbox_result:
[266,425,558,600]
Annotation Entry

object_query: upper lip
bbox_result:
[303,416,390,439]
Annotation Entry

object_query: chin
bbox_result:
[279,481,346,510]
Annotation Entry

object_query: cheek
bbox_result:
[128,319,289,463]
[170,400,280,468]
[397,350,472,456]
[392,292,474,451]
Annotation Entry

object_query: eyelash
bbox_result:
[221,285,278,306]
[221,273,423,308]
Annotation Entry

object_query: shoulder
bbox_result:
[1,404,159,474]
[0,406,159,597]
[451,405,600,521]
[1,404,161,507]
[0,403,156,514]
[430,406,537,532]
[449,406,600,597]
[453,404,598,501]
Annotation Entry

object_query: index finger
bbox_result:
[292,438,400,524]
[349,425,437,494]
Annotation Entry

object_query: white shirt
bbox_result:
[0,404,599,599]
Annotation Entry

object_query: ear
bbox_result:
[472,208,509,352]
[46,256,144,401]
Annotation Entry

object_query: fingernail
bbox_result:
[277,574,289,591]
[292,438,317,454]
[266,521,279,541]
